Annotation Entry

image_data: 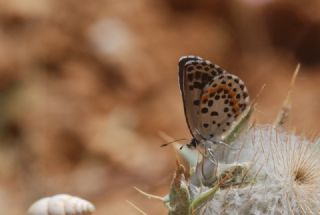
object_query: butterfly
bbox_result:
[178,56,250,148]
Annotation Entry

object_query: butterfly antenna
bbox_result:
[160,138,189,147]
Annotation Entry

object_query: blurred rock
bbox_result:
[86,108,170,178]
[88,18,136,60]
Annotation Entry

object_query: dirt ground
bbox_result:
[0,0,319,214]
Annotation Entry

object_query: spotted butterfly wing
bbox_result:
[178,56,225,146]
[199,74,250,140]
[178,56,250,148]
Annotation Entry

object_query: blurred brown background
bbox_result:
[0,0,319,214]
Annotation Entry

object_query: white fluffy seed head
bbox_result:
[28,194,95,215]
[196,125,320,215]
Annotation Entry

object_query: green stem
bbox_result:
[189,184,220,214]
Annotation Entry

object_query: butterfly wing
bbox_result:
[198,73,250,139]
[178,56,225,140]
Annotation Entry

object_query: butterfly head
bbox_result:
[186,138,199,149]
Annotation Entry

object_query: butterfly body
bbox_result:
[178,56,250,148]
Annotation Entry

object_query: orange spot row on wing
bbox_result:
[200,86,241,115]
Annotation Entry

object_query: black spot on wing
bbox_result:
[187,73,194,81]
[193,100,200,106]
[201,107,209,113]
[195,71,201,80]
[203,123,209,128]
[193,82,202,89]
[211,111,218,116]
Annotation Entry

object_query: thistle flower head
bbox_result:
[196,125,320,215]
